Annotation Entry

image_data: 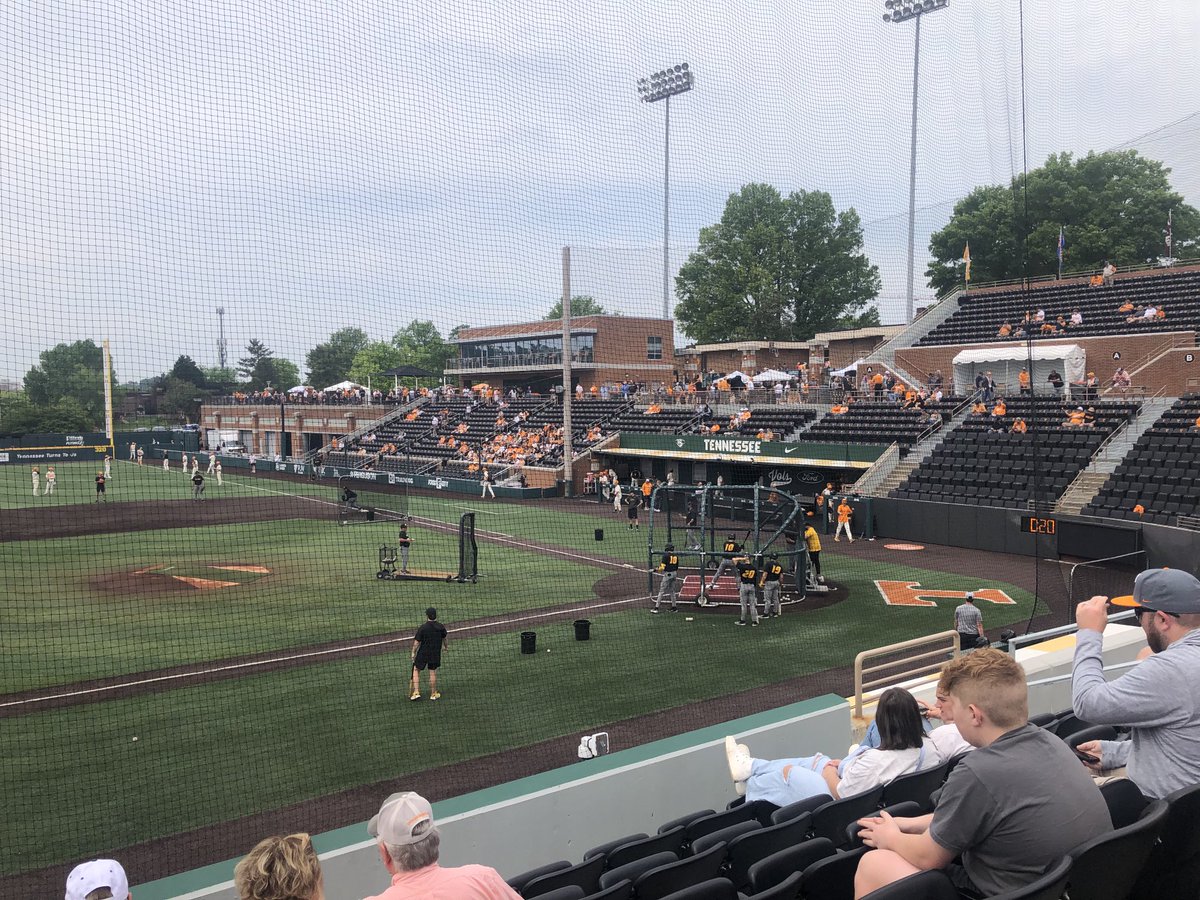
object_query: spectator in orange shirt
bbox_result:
[997,322,1012,338]
[1065,407,1087,426]
[644,403,662,415]
[1133,503,1145,517]
[1017,369,1031,395]
[1040,322,1057,334]
[970,401,987,416]
[1192,416,1200,431]
[1118,300,1135,314]
[830,403,849,415]
[1010,418,1028,434]
[871,372,885,399]
[991,399,1007,417]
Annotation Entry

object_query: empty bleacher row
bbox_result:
[892,398,1141,509]
[918,268,1200,346]
[1083,395,1200,525]
[502,709,1198,900]
[799,399,961,448]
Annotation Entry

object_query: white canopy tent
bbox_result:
[828,358,867,377]
[752,368,793,384]
[952,344,1086,396]
[287,385,311,393]
[322,380,366,392]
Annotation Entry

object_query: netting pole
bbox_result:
[102,338,114,458]
[561,247,573,497]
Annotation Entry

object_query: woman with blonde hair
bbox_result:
[234,833,324,900]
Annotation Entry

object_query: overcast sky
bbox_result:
[2,0,1199,382]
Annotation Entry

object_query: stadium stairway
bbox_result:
[862,287,965,387]
[864,397,979,498]
[1055,396,1176,514]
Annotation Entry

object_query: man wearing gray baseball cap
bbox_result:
[1071,567,1200,799]
[364,791,520,899]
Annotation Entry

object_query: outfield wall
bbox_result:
[0,430,199,465]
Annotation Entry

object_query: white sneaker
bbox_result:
[725,736,753,785]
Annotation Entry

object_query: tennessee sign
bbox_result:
[875,581,1016,608]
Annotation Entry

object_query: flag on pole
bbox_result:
[1166,209,1174,257]
[962,243,971,283]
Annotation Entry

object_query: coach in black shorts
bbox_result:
[410,607,448,702]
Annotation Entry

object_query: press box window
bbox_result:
[647,336,663,360]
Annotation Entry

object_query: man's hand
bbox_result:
[857,810,903,850]
[1075,740,1105,774]
[1075,596,1110,634]
[918,699,941,720]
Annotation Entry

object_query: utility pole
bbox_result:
[217,307,228,370]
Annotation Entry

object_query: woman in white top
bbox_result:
[726,688,939,806]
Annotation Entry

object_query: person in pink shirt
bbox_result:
[365,792,521,900]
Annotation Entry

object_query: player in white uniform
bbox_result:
[44,465,56,495]
[191,455,200,476]
[103,454,112,479]
[206,452,216,474]
[31,466,40,496]
[162,453,170,472]
[215,460,223,485]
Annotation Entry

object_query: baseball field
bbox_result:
[0,460,1056,888]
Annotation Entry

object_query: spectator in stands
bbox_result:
[969,400,987,416]
[854,650,1111,898]
[365,791,521,900]
[1017,368,1030,395]
[830,401,850,415]
[1040,321,1058,334]
[1111,366,1131,391]
[990,398,1007,418]
[982,371,996,401]
[1010,417,1028,434]
[1133,502,1146,517]
[919,690,974,759]
[65,859,130,900]
[1012,324,1026,338]
[1034,308,1046,322]
[1056,314,1069,331]
[997,321,1012,338]
[1047,369,1065,396]
[1192,415,1200,431]
[871,369,885,399]
[234,834,324,900]
[726,688,937,805]
[1064,406,1087,426]
[1118,299,1135,314]
[1070,308,1084,326]
[1072,568,1200,799]
[1102,259,1117,285]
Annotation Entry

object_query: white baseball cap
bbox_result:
[367,792,435,845]
[65,859,129,900]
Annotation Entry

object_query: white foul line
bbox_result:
[0,595,648,709]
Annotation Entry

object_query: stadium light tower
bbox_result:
[883,0,948,324]
[637,62,695,321]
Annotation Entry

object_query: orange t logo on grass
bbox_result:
[875,581,1016,607]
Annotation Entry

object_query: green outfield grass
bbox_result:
[0,459,267,508]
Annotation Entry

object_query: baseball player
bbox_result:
[612,482,623,513]
[214,460,223,485]
[760,553,784,618]
[804,523,823,582]
[206,452,216,474]
[735,556,760,626]
[191,455,200,476]
[103,454,112,479]
[162,453,170,472]
[31,466,40,497]
[43,465,56,495]
[95,471,107,502]
[180,452,189,474]
[480,468,495,499]
[128,441,137,461]
[136,446,144,466]
[835,499,854,542]
[192,470,205,501]
[653,543,681,613]
[709,534,742,588]
[684,503,701,550]
[398,523,412,575]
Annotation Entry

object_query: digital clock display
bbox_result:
[1020,515,1057,535]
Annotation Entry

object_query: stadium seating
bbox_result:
[799,399,960,448]
[1081,395,1200,525]
[917,268,1200,346]
[892,398,1140,509]
[609,407,701,434]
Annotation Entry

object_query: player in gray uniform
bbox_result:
[653,544,681,613]
[735,557,760,626]
[709,535,742,588]
[760,554,784,618]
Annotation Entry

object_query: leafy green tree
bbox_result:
[675,184,880,342]
[348,341,404,386]
[544,295,607,320]
[305,327,369,388]
[0,395,97,434]
[926,149,1200,293]
[236,339,273,381]
[202,367,239,393]
[392,320,451,377]
[169,355,208,388]
[158,376,206,422]
[248,357,300,391]
[23,340,115,427]
[448,324,471,341]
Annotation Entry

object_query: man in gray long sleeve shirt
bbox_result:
[1071,568,1200,799]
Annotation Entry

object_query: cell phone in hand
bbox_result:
[1074,747,1100,765]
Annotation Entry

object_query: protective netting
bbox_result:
[1,0,1196,891]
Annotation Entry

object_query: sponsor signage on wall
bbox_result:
[612,433,885,467]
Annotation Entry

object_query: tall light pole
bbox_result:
[883,0,948,324]
[637,62,694,321]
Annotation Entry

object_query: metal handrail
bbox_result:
[853,630,962,717]
[1004,608,1138,654]
[965,256,1200,293]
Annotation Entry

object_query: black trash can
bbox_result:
[520,631,537,654]
[594,528,604,541]
[574,619,591,642]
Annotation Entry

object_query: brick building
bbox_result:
[446,315,675,393]
[674,341,812,382]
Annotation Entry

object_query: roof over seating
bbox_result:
[951,344,1083,366]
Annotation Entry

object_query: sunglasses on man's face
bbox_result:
[1136,607,1180,621]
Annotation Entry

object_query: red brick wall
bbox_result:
[826,337,889,370]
